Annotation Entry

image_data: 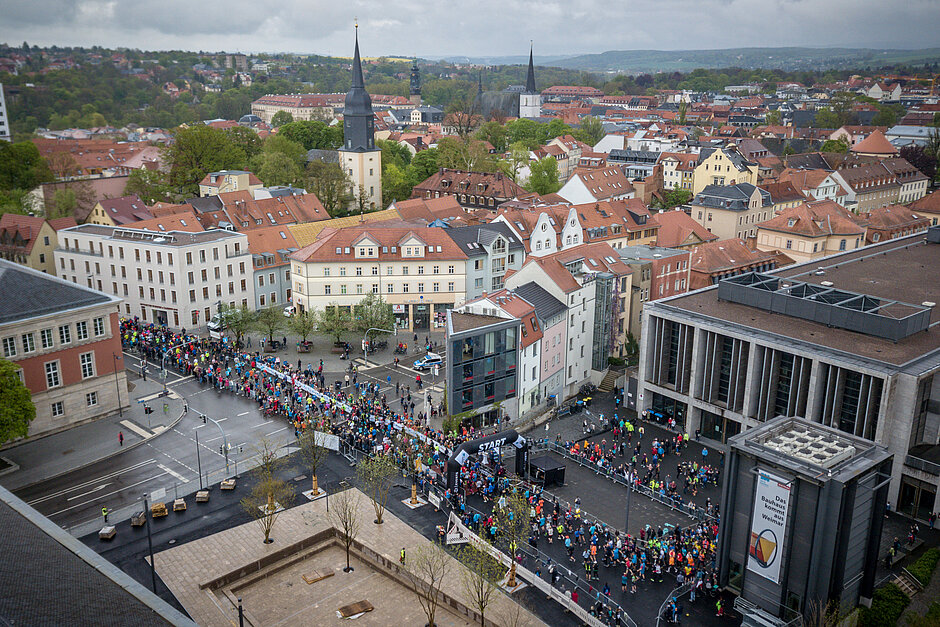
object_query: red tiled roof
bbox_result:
[290,226,467,263]
[97,195,153,224]
[654,210,719,248]
[850,129,898,155]
[758,200,867,238]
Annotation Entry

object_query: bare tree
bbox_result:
[327,486,362,573]
[404,542,451,627]
[805,599,845,627]
[457,541,504,626]
[297,428,329,496]
[240,475,294,543]
[356,454,399,524]
[500,598,537,627]
[493,491,530,588]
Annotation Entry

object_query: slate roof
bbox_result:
[0,487,192,626]
[445,223,524,256]
[97,195,153,225]
[689,183,771,211]
[0,258,114,325]
[511,282,567,321]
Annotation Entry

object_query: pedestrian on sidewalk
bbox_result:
[400,547,406,565]
[102,506,109,523]
[118,431,124,446]
[246,336,252,348]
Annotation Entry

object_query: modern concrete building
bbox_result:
[56,225,253,330]
[719,416,892,623]
[638,227,940,522]
[0,259,126,436]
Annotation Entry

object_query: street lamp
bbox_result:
[112,353,123,418]
[141,492,157,592]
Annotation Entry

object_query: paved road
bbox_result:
[13,350,296,530]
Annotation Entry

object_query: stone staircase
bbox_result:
[599,370,619,393]
[894,568,924,598]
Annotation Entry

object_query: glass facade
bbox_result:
[591,273,615,370]
[449,324,518,417]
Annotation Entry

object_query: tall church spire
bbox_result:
[343,22,375,152]
[525,43,536,94]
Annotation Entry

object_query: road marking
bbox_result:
[158,464,189,483]
[65,483,111,502]
[216,417,228,422]
[205,436,223,443]
[26,459,157,505]
[237,411,249,416]
[120,419,153,439]
[266,427,287,437]
[252,420,275,428]
[47,472,170,518]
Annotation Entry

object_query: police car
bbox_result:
[413,352,444,371]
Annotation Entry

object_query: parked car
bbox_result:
[207,313,224,332]
[413,352,444,371]
[283,306,295,317]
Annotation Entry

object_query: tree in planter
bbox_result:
[356,453,398,524]
[492,490,530,588]
[220,304,255,347]
[253,305,285,345]
[297,428,329,497]
[396,432,421,505]
[356,293,394,341]
[327,486,362,573]
[318,304,353,345]
[0,359,35,444]
[287,308,317,344]
[240,475,294,544]
[240,437,291,543]
[457,540,504,627]
[404,542,451,627]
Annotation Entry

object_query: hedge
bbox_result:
[908,548,940,587]
[860,583,910,627]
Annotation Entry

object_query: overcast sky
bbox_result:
[0,0,937,59]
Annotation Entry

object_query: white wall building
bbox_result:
[55,225,253,330]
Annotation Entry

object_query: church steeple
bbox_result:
[525,43,537,94]
[342,23,375,152]
[409,57,421,105]
[478,68,484,96]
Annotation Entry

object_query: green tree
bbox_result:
[0,359,35,444]
[287,308,317,343]
[765,110,781,126]
[257,151,303,187]
[655,185,693,209]
[296,428,329,496]
[814,107,840,129]
[318,304,353,344]
[678,101,688,125]
[525,157,561,195]
[124,168,174,204]
[163,125,246,196]
[545,118,572,140]
[278,120,344,151]
[502,141,531,183]
[224,126,264,162]
[356,293,395,340]
[377,139,411,171]
[253,305,286,344]
[408,148,440,183]
[475,121,508,153]
[258,134,306,169]
[270,110,294,127]
[872,104,904,128]
[820,138,850,154]
[492,490,529,588]
[456,541,503,627]
[437,137,498,172]
[572,115,604,146]
[382,162,414,205]
[306,160,352,216]
[220,304,255,346]
[504,118,545,150]
[0,141,53,191]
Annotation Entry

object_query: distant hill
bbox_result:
[550,47,940,74]
[430,47,940,74]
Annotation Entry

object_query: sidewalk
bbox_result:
[0,374,185,492]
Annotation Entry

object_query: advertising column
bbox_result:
[747,469,792,584]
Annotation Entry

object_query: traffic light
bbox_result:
[183,404,188,414]
[202,415,207,424]
[219,445,224,455]
[144,405,152,415]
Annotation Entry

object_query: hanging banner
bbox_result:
[747,470,792,584]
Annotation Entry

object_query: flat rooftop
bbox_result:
[449,312,509,333]
[64,223,242,246]
[659,234,940,367]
